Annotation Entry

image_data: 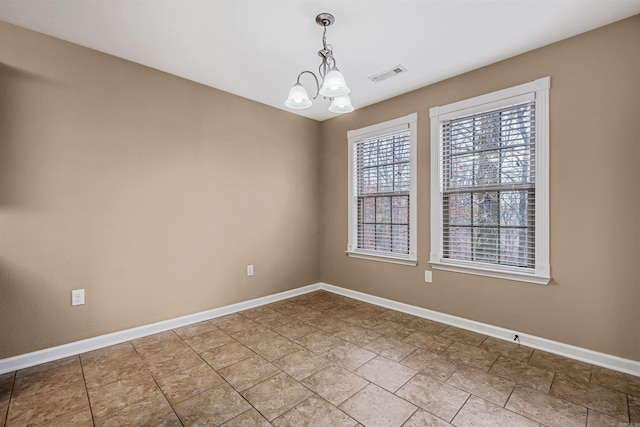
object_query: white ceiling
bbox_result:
[1,1,639,121]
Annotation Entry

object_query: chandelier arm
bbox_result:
[296,70,320,100]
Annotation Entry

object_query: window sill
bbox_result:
[429,259,550,285]
[346,250,418,266]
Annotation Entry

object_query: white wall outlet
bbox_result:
[71,289,85,306]
[247,264,254,276]
[425,270,433,283]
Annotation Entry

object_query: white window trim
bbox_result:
[347,113,418,266]
[429,77,550,285]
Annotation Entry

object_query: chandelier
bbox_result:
[284,13,354,114]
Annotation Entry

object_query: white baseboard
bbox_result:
[0,283,321,375]
[1,281,638,377]
[319,282,640,377]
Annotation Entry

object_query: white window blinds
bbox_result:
[356,130,411,254]
[441,101,536,268]
[430,77,550,284]
[347,113,417,265]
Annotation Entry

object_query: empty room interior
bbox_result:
[1,1,639,426]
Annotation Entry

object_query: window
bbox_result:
[430,78,550,284]
[347,113,417,265]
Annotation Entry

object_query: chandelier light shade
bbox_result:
[328,95,354,114]
[319,67,350,98]
[284,83,312,109]
[285,13,354,114]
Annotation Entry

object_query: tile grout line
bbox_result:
[214,317,319,424]
[502,378,517,408]
[171,328,268,426]
[143,341,184,427]
[77,355,97,427]
[18,356,95,427]
[398,406,420,427]
[184,300,604,427]
[500,381,547,426]
[131,330,197,426]
[280,299,505,424]
[450,394,471,424]
[89,343,172,425]
[543,371,596,427]
[8,291,637,426]
[250,296,582,425]
[251,304,374,419]
[230,311,364,424]
[2,371,16,426]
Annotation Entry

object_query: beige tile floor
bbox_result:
[1,290,639,426]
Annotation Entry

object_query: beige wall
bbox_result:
[1,15,639,363]
[0,21,321,359]
[320,15,640,361]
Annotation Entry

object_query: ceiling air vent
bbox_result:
[368,65,408,83]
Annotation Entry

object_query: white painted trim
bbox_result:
[347,113,417,140]
[0,283,321,375]
[534,77,551,280]
[2,281,638,378]
[346,113,418,264]
[346,250,418,266]
[431,79,542,118]
[319,283,640,377]
[429,77,551,285]
[430,106,443,277]
[430,260,549,285]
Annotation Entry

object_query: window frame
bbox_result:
[429,78,550,284]
[347,113,418,266]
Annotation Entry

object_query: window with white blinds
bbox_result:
[430,78,550,284]
[442,101,536,268]
[347,113,417,265]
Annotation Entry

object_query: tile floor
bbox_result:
[1,290,639,426]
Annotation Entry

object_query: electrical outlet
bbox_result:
[71,289,85,306]
[425,270,433,283]
[247,264,254,276]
